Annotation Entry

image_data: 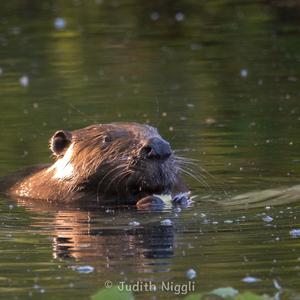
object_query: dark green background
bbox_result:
[0,1,300,299]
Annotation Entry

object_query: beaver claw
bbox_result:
[172,192,191,206]
[136,196,165,210]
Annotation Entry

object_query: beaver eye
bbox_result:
[103,135,113,143]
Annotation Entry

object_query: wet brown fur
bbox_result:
[0,123,188,205]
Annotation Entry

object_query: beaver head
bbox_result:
[47,123,183,203]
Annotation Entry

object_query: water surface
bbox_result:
[1,1,300,299]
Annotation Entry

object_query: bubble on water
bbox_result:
[205,117,217,125]
[129,221,140,227]
[160,219,172,226]
[20,75,29,87]
[262,215,273,223]
[54,17,66,30]
[150,12,160,21]
[95,0,103,4]
[224,220,233,224]
[33,102,39,109]
[242,276,261,283]
[290,229,300,238]
[175,12,185,22]
[240,69,248,78]
[74,265,94,273]
[186,268,197,279]
[0,67,3,75]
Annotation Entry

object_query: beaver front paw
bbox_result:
[172,192,191,206]
[136,196,165,210]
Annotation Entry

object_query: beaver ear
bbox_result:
[50,130,72,156]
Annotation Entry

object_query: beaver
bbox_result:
[0,123,190,209]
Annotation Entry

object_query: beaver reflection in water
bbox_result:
[0,123,191,209]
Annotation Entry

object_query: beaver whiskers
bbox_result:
[2,123,193,208]
[173,155,210,187]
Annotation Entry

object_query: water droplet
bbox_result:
[150,12,160,21]
[54,17,66,30]
[74,265,94,273]
[175,12,185,22]
[224,220,233,224]
[186,268,197,279]
[205,117,216,125]
[290,229,300,238]
[20,75,29,87]
[160,219,172,226]
[242,276,261,283]
[129,221,140,227]
[262,215,273,223]
[240,69,248,78]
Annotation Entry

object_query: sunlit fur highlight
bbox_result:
[57,123,181,198]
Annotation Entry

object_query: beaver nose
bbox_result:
[142,137,172,160]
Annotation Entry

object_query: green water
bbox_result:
[1,1,300,299]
